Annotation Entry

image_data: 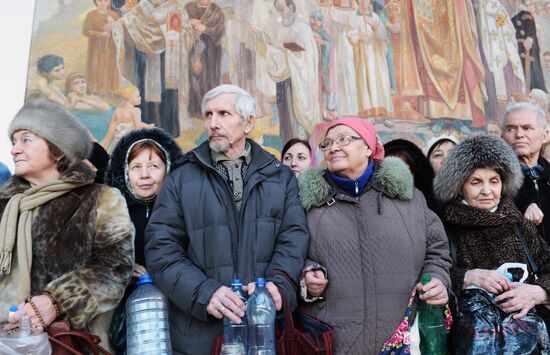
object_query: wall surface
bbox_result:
[0,0,36,172]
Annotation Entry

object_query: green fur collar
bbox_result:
[298,157,413,210]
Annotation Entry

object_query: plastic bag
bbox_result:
[0,327,52,355]
[452,288,550,355]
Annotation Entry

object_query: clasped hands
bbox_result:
[464,268,548,319]
[207,281,282,324]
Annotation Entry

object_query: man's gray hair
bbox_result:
[503,101,547,130]
[201,84,256,122]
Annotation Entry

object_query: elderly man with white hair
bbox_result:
[502,101,550,244]
[144,84,309,354]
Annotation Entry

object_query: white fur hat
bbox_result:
[9,99,92,161]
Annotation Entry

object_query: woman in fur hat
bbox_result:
[434,135,550,331]
[298,117,452,354]
[0,99,134,351]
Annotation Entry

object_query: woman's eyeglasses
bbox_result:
[318,135,363,151]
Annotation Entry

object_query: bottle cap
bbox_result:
[9,305,17,313]
[136,274,154,286]
[231,279,242,286]
[256,277,266,287]
[421,275,432,285]
[504,272,513,281]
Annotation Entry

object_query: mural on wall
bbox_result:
[25,0,550,154]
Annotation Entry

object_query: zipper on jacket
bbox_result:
[146,205,150,219]
[355,180,359,196]
[533,178,539,193]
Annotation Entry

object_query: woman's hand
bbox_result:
[416,277,448,305]
[133,263,147,278]
[304,269,328,297]
[464,268,512,294]
[495,283,548,319]
[3,295,57,331]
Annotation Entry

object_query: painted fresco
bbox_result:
[25,0,550,155]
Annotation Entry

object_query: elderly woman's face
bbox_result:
[11,130,59,185]
[323,125,371,179]
[128,148,167,200]
[282,143,312,177]
[462,168,502,211]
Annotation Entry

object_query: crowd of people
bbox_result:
[1,84,550,355]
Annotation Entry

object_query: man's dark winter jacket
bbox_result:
[515,157,550,245]
[145,139,310,355]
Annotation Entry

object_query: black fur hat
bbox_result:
[433,135,523,203]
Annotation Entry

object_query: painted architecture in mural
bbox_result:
[25,0,550,155]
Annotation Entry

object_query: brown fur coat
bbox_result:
[443,198,550,323]
[0,162,134,347]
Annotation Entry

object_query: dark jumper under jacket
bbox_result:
[515,157,550,245]
[145,139,310,355]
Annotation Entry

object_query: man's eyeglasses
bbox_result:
[318,135,363,151]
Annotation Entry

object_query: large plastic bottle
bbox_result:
[418,275,448,355]
[246,278,276,355]
[126,274,172,355]
[223,279,248,350]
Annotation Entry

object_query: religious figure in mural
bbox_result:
[400,0,486,133]
[476,0,525,120]
[346,0,393,117]
[30,54,70,107]
[114,0,193,137]
[23,0,550,155]
[185,0,225,118]
[268,0,321,143]
[310,9,337,120]
[101,85,154,152]
[512,3,547,92]
[83,0,120,95]
[65,73,111,111]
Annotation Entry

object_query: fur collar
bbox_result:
[299,157,413,211]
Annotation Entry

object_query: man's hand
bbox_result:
[416,277,448,305]
[304,270,328,297]
[524,203,544,225]
[495,283,548,319]
[244,281,282,310]
[206,286,246,323]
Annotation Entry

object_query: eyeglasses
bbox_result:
[318,135,363,151]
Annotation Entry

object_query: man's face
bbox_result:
[502,109,547,160]
[203,93,254,154]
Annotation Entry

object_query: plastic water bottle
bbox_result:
[126,274,172,355]
[418,275,447,355]
[223,279,248,352]
[246,278,276,355]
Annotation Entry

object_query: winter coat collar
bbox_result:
[444,197,523,228]
[299,156,413,211]
[185,139,280,180]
